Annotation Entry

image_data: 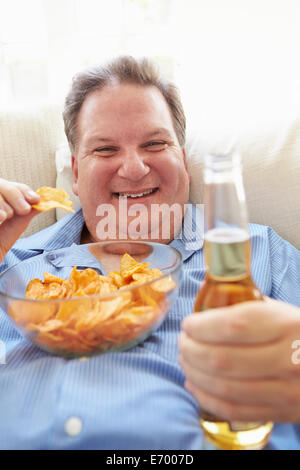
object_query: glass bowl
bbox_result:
[0,241,182,358]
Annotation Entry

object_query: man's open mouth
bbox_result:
[113,188,159,198]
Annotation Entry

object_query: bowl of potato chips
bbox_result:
[0,241,182,358]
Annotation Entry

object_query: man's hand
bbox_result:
[179,299,300,423]
[0,178,40,263]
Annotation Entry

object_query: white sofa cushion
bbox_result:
[186,113,300,249]
[55,144,80,220]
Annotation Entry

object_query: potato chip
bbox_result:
[25,278,47,299]
[10,300,57,325]
[151,276,176,292]
[32,187,75,213]
[44,273,64,284]
[25,278,67,300]
[120,253,150,281]
[18,253,176,355]
[109,271,126,288]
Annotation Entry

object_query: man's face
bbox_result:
[72,82,190,244]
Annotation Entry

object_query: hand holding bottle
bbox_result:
[179,299,300,423]
[182,152,273,450]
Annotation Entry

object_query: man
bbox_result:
[0,56,300,450]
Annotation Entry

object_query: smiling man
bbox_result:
[0,56,300,450]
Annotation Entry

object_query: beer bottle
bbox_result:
[194,152,273,450]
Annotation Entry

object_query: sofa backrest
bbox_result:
[0,105,66,236]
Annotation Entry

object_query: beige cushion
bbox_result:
[0,105,66,236]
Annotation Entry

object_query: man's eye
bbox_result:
[94,147,117,155]
[145,141,167,150]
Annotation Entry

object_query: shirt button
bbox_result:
[64,417,82,436]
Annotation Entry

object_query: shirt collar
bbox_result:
[170,202,204,262]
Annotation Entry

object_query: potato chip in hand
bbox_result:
[32,187,74,213]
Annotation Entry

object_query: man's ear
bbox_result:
[182,148,191,182]
[71,155,79,196]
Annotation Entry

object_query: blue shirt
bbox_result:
[0,205,300,450]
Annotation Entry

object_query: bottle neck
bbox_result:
[203,153,251,280]
[204,228,251,281]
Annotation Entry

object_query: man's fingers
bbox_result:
[2,201,14,219]
[0,209,6,224]
[0,196,13,223]
[178,331,294,379]
[0,182,32,215]
[179,354,300,408]
[181,300,292,345]
[184,380,284,422]
[16,183,40,204]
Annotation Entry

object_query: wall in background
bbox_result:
[1,0,299,135]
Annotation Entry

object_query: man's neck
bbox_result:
[80,224,94,245]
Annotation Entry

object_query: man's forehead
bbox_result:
[77,83,177,142]
[80,82,170,114]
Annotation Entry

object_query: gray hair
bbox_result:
[63,55,186,153]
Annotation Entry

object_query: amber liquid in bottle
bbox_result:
[194,153,273,450]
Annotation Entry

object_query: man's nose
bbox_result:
[117,151,150,181]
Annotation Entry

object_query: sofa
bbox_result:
[0,104,300,250]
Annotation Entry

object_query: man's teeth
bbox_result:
[118,188,156,198]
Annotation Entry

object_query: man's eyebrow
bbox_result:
[85,128,174,145]
[143,128,174,139]
[86,136,116,145]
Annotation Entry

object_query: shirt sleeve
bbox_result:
[0,247,41,276]
[268,226,300,306]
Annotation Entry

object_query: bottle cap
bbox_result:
[204,152,241,171]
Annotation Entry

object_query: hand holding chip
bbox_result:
[0,179,74,263]
[0,178,41,262]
